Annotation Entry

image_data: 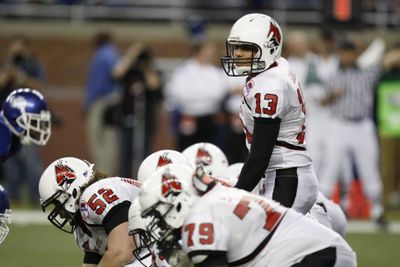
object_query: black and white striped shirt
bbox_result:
[326,65,381,121]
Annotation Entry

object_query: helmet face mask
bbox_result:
[41,190,76,234]
[18,110,51,145]
[130,201,179,263]
[128,198,156,265]
[0,220,10,244]
[0,185,11,244]
[0,210,11,225]
[141,200,175,241]
[141,204,181,259]
[130,228,153,265]
[0,210,11,244]
[221,41,265,76]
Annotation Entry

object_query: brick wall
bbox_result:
[0,35,207,167]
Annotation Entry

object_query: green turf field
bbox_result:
[1,224,82,267]
[1,224,400,267]
[346,232,400,267]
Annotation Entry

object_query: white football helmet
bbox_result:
[221,13,283,76]
[140,164,198,239]
[137,150,193,183]
[222,162,244,186]
[38,157,94,233]
[182,142,228,177]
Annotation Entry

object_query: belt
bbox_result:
[276,167,297,176]
[276,140,306,151]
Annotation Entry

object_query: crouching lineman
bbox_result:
[38,157,144,267]
[132,149,195,266]
[138,164,356,267]
[222,162,348,237]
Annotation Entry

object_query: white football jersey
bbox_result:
[75,177,141,256]
[239,57,312,170]
[181,183,355,267]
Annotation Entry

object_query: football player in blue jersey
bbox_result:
[0,88,51,162]
[0,185,11,244]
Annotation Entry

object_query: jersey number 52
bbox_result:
[87,188,119,215]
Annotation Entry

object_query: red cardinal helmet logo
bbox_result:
[157,154,173,168]
[161,171,183,198]
[195,147,212,166]
[269,20,281,44]
[55,163,76,188]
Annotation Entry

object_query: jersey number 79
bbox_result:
[184,223,214,247]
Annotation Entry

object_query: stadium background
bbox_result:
[0,0,400,266]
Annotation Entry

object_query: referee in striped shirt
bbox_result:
[319,39,386,227]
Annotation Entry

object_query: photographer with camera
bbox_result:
[0,34,45,104]
[113,42,162,177]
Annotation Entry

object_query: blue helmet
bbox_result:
[0,185,11,244]
[1,88,51,145]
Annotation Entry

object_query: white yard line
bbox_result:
[346,220,400,234]
[12,210,48,225]
[11,210,400,234]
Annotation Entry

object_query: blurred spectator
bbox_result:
[0,34,45,104]
[112,43,162,177]
[83,30,119,174]
[222,76,248,163]
[165,42,229,151]
[287,31,328,178]
[315,30,356,198]
[319,37,400,227]
[0,34,46,205]
[377,42,400,208]
[177,15,247,163]
[286,30,352,183]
